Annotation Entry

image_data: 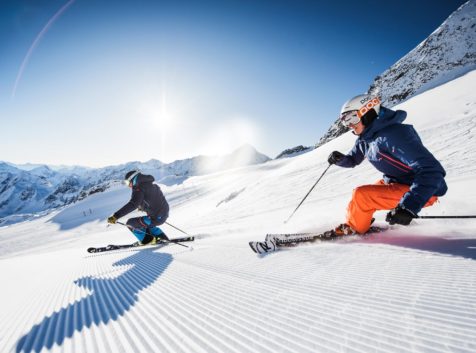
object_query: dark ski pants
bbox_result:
[126,215,168,243]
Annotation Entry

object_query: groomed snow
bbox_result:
[1,71,476,353]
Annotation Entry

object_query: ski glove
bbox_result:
[386,205,416,226]
[328,151,345,165]
[107,215,117,224]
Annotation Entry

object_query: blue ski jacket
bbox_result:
[336,107,447,214]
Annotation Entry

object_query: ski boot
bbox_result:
[150,232,169,245]
[320,223,356,239]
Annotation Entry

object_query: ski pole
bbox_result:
[284,164,332,224]
[417,215,476,219]
[115,221,189,248]
[165,221,192,237]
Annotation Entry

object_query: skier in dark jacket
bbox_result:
[327,94,447,235]
[107,170,170,245]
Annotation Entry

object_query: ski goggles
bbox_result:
[340,97,381,127]
[124,170,140,186]
[340,110,360,127]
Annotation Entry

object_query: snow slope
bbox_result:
[1,71,476,352]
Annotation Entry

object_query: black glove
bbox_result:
[328,151,345,165]
[107,215,117,224]
[386,205,416,225]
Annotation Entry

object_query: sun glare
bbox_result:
[194,117,262,175]
[200,117,260,156]
[137,91,178,131]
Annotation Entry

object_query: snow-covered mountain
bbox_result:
[369,0,476,106]
[275,145,314,159]
[0,145,269,225]
[0,70,475,353]
[0,163,54,217]
[314,0,476,149]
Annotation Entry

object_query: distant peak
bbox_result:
[232,144,257,153]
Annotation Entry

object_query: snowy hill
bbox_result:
[368,0,476,106]
[0,145,270,226]
[315,0,476,150]
[0,70,475,353]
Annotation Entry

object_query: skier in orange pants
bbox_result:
[327,94,447,236]
[346,180,438,234]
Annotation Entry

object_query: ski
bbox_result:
[87,236,194,253]
[249,226,386,254]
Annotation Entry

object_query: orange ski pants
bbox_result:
[346,179,438,234]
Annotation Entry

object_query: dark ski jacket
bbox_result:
[113,173,169,221]
[336,106,447,214]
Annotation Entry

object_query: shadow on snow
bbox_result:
[15,248,172,353]
[359,233,476,260]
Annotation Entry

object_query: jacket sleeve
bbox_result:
[336,140,366,168]
[113,188,144,219]
[384,125,446,214]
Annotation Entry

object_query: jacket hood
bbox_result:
[134,173,155,185]
[361,107,407,140]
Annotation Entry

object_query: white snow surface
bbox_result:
[1,71,476,352]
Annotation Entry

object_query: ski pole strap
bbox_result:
[418,215,476,219]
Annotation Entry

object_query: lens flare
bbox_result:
[12,0,76,99]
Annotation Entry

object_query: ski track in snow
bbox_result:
[2,243,476,353]
[1,72,476,352]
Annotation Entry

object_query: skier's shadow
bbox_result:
[360,233,476,260]
[15,248,172,353]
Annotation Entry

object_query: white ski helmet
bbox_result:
[340,94,381,127]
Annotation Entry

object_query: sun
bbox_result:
[138,91,177,132]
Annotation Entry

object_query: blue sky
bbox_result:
[0,0,466,167]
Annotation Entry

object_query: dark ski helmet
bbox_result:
[124,170,140,186]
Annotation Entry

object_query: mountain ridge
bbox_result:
[0,144,270,225]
